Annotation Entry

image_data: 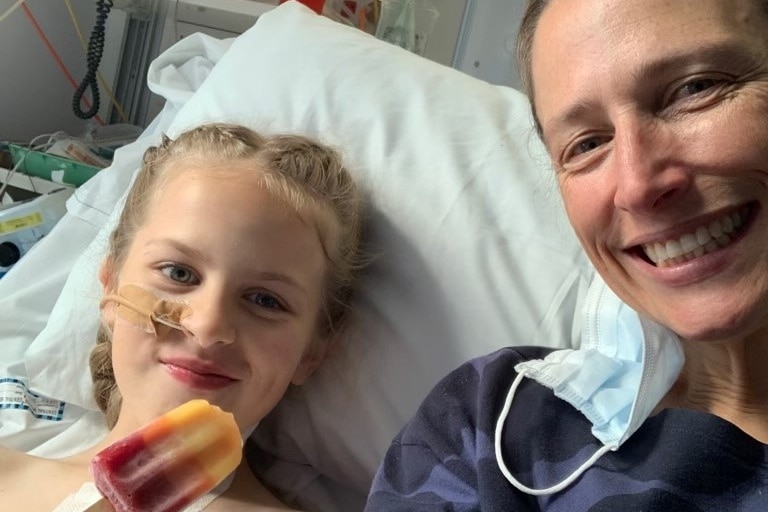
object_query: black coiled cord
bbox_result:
[72,0,114,120]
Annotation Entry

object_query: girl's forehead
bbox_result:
[163,154,262,177]
[154,156,271,200]
[150,155,328,251]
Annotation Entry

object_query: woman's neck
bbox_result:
[662,327,768,441]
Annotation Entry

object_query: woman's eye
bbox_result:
[160,264,199,285]
[668,77,724,104]
[682,78,716,96]
[563,135,610,163]
[575,138,603,155]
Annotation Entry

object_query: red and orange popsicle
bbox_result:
[88,399,242,512]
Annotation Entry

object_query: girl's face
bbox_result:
[103,158,328,432]
[531,0,768,342]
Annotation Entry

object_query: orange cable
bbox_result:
[21,3,106,126]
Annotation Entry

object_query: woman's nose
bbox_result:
[611,120,691,215]
[179,288,237,348]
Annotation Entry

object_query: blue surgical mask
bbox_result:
[495,273,684,495]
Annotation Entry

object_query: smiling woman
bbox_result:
[527,0,768,344]
[365,0,768,510]
[0,123,366,511]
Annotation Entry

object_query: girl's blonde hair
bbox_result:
[90,123,366,427]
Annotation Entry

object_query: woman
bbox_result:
[0,123,366,511]
[365,0,768,510]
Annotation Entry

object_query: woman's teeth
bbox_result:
[643,209,746,267]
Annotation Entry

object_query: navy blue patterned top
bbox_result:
[365,346,768,511]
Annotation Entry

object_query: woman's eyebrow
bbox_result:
[542,100,601,145]
[542,40,762,143]
[630,40,762,82]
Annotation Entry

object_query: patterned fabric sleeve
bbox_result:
[366,345,768,512]
[365,347,546,512]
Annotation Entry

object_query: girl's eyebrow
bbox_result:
[145,238,208,263]
[144,238,308,296]
[253,271,308,297]
[147,238,206,261]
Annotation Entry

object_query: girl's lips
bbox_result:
[162,358,237,390]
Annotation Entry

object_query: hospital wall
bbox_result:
[0,0,125,142]
[455,0,524,89]
[0,0,525,144]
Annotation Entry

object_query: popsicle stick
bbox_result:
[82,497,115,512]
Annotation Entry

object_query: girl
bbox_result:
[0,123,365,511]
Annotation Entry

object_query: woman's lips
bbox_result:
[162,358,237,390]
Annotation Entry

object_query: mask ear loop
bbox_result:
[494,372,613,496]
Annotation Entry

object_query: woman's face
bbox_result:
[103,158,328,432]
[531,0,768,342]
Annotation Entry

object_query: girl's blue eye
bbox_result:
[161,264,198,285]
[249,292,284,311]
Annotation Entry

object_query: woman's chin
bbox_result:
[668,309,766,345]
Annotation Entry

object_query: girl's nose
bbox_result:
[179,288,237,348]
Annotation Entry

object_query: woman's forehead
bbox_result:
[530,0,764,138]
[531,0,762,86]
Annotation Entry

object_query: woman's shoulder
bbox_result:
[368,346,567,509]
[430,345,559,404]
[399,346,563,443]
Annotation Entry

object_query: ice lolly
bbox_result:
[89,399,242,512]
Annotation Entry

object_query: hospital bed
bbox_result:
[0,3,594,510]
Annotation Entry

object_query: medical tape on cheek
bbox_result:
[99,284,192,337]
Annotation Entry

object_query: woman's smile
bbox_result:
[639,204,754,268]
[623,202,759,289]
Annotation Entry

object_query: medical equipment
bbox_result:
[0,187,72,279]
[375,0,439,56]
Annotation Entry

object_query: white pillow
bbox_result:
[22,2,593,509]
